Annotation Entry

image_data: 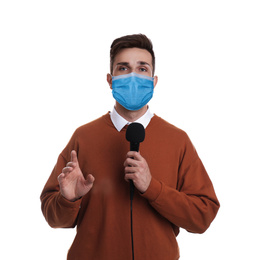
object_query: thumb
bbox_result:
[85,174,95,185]
[71,150,78,163]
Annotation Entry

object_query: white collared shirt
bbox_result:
[110,107,154,132]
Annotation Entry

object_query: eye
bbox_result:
[139,67,148,72]
[118,66,128,71]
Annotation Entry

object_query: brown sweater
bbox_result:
[40,113,220,260]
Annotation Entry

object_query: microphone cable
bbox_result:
[130,182,135,260]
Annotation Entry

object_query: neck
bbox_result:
[115,102,148,122]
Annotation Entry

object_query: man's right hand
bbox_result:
[57,150,95,202]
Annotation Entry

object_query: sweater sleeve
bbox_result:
[141,136,220,234]
[40,132,82,228]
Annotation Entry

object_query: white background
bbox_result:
[1,0,259,259]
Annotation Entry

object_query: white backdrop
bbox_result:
[1,0,259,259]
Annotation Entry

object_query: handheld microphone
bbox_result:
[126,122,145,200]
[126,122,145,151]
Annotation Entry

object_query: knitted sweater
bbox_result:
[40,113,220,260]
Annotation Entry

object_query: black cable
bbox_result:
[130,181,135,260]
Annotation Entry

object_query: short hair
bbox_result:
[110,34,155,76]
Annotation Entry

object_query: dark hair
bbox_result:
[110,34,155,75]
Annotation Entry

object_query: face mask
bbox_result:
[112,72,154,111]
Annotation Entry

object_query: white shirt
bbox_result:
[110,107,154,132]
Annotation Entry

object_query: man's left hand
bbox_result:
[124,151,152,193]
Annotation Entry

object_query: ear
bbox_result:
[153,75,158,88]
[107,73,113,89]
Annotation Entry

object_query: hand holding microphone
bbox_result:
[124,151,152,194]
[125,123,151,194]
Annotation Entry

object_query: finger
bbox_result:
[125,166,136,174]
[126,151,142,160]
[66,161,76,168]
[124,158,138,167]
[71,150,78,164]
[62,166,72,174]
[85,174,95,184]
[125,173,136,182]
[132,151,142,160]
[57,173,65,182]
[84,174,95,190]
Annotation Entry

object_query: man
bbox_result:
[41,34,220,260]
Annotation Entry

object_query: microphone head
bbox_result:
[126,122,145,143]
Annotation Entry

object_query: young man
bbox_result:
[41,34,220,260]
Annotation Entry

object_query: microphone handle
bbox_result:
[130,142,140,152]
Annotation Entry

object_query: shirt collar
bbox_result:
[110,107,154,132]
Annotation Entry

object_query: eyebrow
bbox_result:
[116,62,130,66]
[115,61,152,67]
[138,61,151,67]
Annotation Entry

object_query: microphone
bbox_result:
[126,122,145,200]
[126,122,145,152]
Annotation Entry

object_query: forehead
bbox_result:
[114,48,153,66]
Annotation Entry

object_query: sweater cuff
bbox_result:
[141,177,162,202]
[57,192,82,208]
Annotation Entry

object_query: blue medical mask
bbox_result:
[112,72,154,111]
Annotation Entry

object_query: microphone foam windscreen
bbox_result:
[126,122,145,143]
